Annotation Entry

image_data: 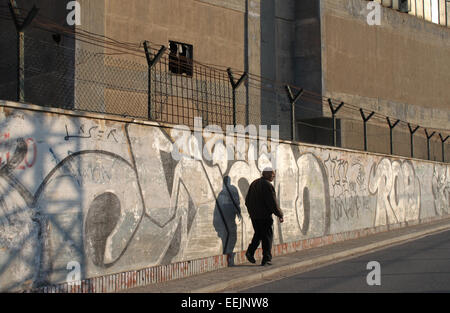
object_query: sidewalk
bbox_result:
[123,217,450,293]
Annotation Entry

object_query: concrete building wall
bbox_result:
[320,0,450,130]
[73,0,266,128]
[102,0,246,70]
[258,0,449,147]
[0,101,448,292]
[3,1,447,147]
[75,0,106,113]
[294,0,323,112]
[259,0,294,137]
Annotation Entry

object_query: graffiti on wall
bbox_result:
[432,165,450,216]
[324,154,369,222]
[368,159,421,226]
[0,133,37,170]
[64,124,119,143]
[0,108,447,291]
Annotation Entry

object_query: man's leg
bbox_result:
[261,219,273,265]
[246,219,262,258]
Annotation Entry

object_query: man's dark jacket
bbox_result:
[245,177,283,220]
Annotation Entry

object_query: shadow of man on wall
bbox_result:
[213,176,242,266]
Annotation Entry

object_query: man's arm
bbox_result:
[263,182,283,219]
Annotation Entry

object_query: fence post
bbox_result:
[386,117,400,155]
[439,134,449,163]
[143,41,166,120]
[424,129,436,161]
[360,109,375,152]
[8,1,39,103]
[408,124,420,158]
[328,99,344,147]
[227,69,248,127]
[285,86,304,142]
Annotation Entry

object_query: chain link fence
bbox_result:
[0,31,235,130]
[150,51,233,129]
[0,29,449,162]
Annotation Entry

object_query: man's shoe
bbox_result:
[261,261,272,266]
[245,252,256,264]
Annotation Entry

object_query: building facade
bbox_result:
[0,0,449,159]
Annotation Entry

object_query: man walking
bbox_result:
[245,167,284,266]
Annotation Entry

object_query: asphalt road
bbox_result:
[240,229,450,293]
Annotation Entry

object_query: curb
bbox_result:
[191,223,450,293]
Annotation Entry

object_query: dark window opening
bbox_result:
[169,41,193,77]
[399,0,409,13]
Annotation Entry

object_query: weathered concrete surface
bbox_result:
[0,100,448,292]
[2,0,447,153]
[321,0,450,124]
[103,0,245,70]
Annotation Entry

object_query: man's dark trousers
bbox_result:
[247,218,273,263]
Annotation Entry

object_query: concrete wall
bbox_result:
[3,1,447,147]
[73,0,265,128]
[320,0,450,129]
[102,0,246,70]
[293,0,324,119]
[258,0,449,146]
[259,0,324,138]
[0,100,448,292]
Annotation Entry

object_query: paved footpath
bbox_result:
[124,217,450,293]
